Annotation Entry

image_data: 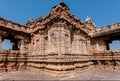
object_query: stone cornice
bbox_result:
[0,17,30,34]
[32,14,89,35]
[91,22,120,38]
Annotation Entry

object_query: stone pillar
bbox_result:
[71,35,77,54]
[41,34,44,55]
[20,40,24,52]
[82,41,87,54]
[96,40,100,51]
[105,40,110,50]
[0,36,2,50]
[39,34,42,55]
[86,38,91,54]
[56,28,60,54]
[44,36,48,55]
[40,33,44,55]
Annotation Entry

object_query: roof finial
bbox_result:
[86,15,91,22]
[85,15,96,28]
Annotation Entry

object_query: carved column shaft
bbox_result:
[41,34,45,55]
[0,36,2,50]
[86,38,92,54]
[96,40,100,51]
[39,31,45,55]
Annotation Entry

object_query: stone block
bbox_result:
[7,62,17,71]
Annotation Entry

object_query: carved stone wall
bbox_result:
[91,50,120,71]
[0,50,27,72]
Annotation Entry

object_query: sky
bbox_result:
[0,0,120,50]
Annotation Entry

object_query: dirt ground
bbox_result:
[0,68,120,80]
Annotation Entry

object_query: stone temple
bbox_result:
[0,2,120,78]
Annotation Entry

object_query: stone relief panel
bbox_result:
[47,29,57,54]
[28,30,48,55]
[47,27,70,55]
[91,38,106,52]
[30,33,42,55]
[71,32,87,54]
